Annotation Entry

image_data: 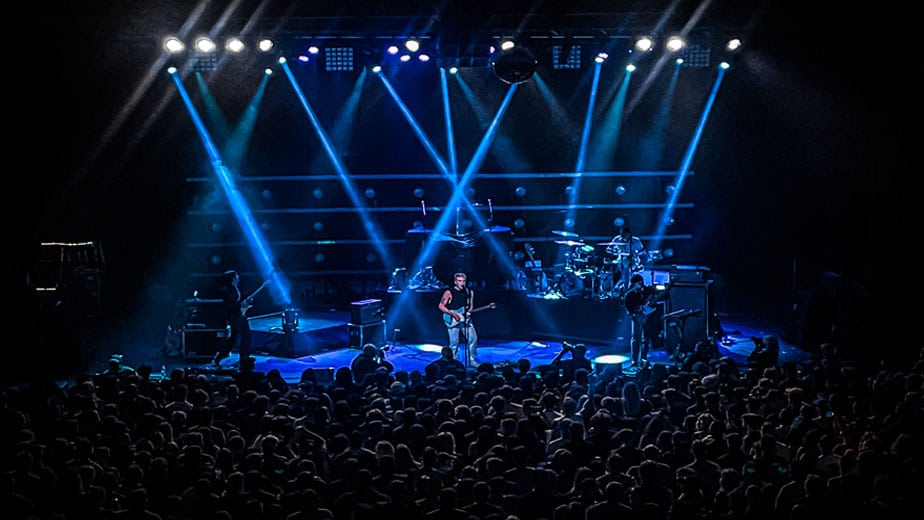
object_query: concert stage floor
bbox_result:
[138,289,812,384]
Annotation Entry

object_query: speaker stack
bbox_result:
[664,266,713,352]
[348,299,386,348]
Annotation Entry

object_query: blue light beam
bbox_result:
[652,65,728,250]
[168,69,290,305]
[280,59,395,271]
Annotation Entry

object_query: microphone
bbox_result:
[421,200,427,216]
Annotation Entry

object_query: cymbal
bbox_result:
[552,230,579,238]
[579,245,595,253]
[598,241,628,247]
[554,240,585,247]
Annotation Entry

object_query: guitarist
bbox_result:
[623,273,661,368]
[438,272,479,368]
[213,270,270,367]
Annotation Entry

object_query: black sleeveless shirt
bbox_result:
[447,286,470,311]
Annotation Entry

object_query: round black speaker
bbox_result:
[491,46,538,84]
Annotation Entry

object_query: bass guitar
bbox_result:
[443,303,496,328]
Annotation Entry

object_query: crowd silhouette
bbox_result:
[1,336,921,519]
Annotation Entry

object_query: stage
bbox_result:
[160,288,812,384]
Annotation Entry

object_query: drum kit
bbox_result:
[545,230,661,300]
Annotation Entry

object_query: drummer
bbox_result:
[605,225,648,286]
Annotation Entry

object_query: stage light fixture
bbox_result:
[163,36,185,53]
[666,35,685,52]
[325,46,354,71]
[634,36,654,52]
[195,37,217,53]
[225,37,245,53]
[404,38,420,52]
[192,38,218,71]
[257,38,274,52]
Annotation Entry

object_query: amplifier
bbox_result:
[351,299,384,325]
[183,298,228,329]
[182,328,228,357]
[665,281,712,352]
[669,265,711,284]
[349,320,386,349]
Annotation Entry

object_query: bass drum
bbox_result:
[558,271,586,298]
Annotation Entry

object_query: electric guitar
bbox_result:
[624,286,662,317]
[241,280,270,316]
[443,303,496,328]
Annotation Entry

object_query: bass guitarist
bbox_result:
[439,272,480,368]
[623,273,662,367]
[213,270,269,367]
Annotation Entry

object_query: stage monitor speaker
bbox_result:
[351,299,384,325]
[666,282,712,351]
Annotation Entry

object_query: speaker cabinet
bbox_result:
[665,282,712,351]
[351,299,384,325]
[349,320,386,349]
[182,328,228,357]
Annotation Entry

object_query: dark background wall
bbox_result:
[15,1,907,373]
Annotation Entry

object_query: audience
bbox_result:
[1,337,921,519]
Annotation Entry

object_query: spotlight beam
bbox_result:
[626,0,712,116]
[564,60,604,235]
[440,68,459,176]
[280,60,395,272]
[574,61,603,175]
[382,72,522,331]
[373,70,496,239]
[652,65,728,251]
[410,83,520,283]
[375,72,451,175]
[636,62,682,172]
[169,70,289,305]
[588,67,632,171]
[223,74,267,172]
